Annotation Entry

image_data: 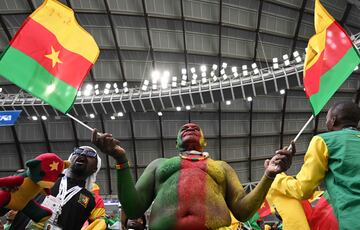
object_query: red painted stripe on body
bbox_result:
[176,160,207,230]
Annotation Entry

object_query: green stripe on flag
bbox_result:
[0,46,77,113]
[310,47,360,115]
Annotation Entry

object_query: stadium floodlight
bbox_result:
[293,51,302,63]
[273,57,279,69]
[200,65,207,72]
[242,65,248,76]
[283,54,290,66]
[152,71,160,83]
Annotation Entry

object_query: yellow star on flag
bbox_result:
[45,46,63,68]
[49,161,59,171]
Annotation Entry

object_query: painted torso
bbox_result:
[149,156,231,230]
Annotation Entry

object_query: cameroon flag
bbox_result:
[303,0,360,115]
[0,0,99,113]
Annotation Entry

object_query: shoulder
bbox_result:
[318,129,357,143]
[210,159,234,172]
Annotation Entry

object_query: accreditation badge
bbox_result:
[41,195,62,229]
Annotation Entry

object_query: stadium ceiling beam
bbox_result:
[313,115,319,135]
[279,89,288,148]
[27,0,35,11]
[248,100,253,182]
[103,0,127,82]
[158,114,165,158]
[180,0,189,80]
[40,119,52,152]
[128,112,139,180]
[252,0,264,62]
[11,126,24,169]
[340,3,352,27]
[218,102,222,160]
[70,118,80,147]
[99,114,112,194]
[218,0,223,77]
[0,15,12,41]
[290,0,309,55]
[141,0,156,69]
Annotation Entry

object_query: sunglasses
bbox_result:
[72,148,97,158]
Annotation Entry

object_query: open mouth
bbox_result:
[74,156,87,166]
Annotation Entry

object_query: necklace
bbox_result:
[179,151,209,161]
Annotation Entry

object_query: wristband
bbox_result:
[115,161,129,170]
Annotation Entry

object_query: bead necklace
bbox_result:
[179,151,209,161]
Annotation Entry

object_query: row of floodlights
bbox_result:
[29,91,289,121]
[142,51,302,91]
[78,82,129,97]
[77,52,302,96]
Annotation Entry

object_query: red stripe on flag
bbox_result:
[258,199,272,218]
[304,21,353,97]
[176,160,207,230]
[10,18,92,89]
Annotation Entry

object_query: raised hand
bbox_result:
[264,141,295,179]
[91,129,126,162]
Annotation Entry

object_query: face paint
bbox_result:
[176,123,207,152]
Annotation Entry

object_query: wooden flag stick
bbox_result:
[66,113,94,132]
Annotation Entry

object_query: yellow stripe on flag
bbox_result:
[30,0,99,63]
[304,0,335,72]
[314,0,334,33]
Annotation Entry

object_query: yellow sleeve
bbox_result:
[272,135,329,199]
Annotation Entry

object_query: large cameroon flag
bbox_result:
[0,0,99,113]
[304,0,360,115]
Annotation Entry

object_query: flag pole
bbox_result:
[66,113,94,132]
[287,115,314,150]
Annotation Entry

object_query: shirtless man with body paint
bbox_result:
[92,123,294,230]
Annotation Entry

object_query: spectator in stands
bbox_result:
[272,101,360,229]
[10,146,105,230]
[92,122,294,229]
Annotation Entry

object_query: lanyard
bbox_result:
[57,176,82,206]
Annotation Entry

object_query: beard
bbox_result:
[70,162,88,177]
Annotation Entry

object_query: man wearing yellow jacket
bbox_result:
[272,101,360,230]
